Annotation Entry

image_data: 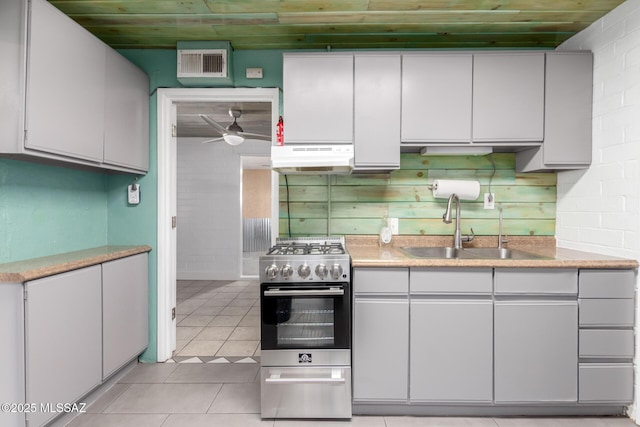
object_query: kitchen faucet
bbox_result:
[442,193,474,249]
[498,207,509,249]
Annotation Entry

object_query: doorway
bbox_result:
[241,157,273,277]
[157,88,279,361]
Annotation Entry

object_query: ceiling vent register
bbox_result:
[178,49,227,78]
[176,41,234,87]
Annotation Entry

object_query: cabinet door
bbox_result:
[26,0,105,162]
[25,266,102,427]
[494,300,578,403]
[410,299,493,402]
[102,253,149,379]
[543,52,593,165]
[104,48,150,172]
[473,53,544,142]
[353,298,408,401]
[401,54,472,142]
[283,54,353,144]
[354,54,400,169]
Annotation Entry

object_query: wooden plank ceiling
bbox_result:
[48,0,625,50]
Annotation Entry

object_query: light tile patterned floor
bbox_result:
[173,280,261,363]
[65,360,637,426]
[64,279,638,426]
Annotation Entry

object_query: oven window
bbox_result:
[276,298,335,348]
[261,284,351,350]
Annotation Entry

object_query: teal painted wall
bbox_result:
[115,48,286,361]
[0,159,107,263]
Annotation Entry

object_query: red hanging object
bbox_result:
[276,116,284,146]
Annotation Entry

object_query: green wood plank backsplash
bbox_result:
[279,153,556,237]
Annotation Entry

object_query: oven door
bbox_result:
[261,283,350,350]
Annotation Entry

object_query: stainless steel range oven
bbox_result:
[259,237,351,419]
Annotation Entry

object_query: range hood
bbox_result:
[271,145,354,174]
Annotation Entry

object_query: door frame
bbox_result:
[156,88,279,361]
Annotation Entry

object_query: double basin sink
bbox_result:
[400,246,549,260]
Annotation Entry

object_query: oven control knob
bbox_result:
[297,263,311,279]
[330,264,344,280]
[315,264,328,279]
[280,264,294,280]
[265,264,279,280]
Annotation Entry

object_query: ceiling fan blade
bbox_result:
[201,137,225,144]
[199,114,229,135]
[237,131,271,141]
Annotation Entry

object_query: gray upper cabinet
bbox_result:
[103,49,150,172]
[26,0,106,163]
[0,0,149,173]
[516,51,594,172]
[283,53,353,144]
[102,253,149,379]
[472,53,545,142]
[25,266,102,427]
[354,54,401,171]
[401,54,473,143]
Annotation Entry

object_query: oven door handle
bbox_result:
[265,377,346,384]
[264,288,344,297]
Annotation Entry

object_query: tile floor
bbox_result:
[64,280,638,426]
[65,360,637,426]
[173,280,261,362]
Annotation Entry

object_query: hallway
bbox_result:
[174,280,260,362]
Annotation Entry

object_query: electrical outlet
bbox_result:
[388,218,399,235]
[484,193,495,209]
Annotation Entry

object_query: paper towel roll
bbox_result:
[432,179,480,201]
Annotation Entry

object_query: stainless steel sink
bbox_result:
[400,247,473,259]
[400,246,550,260]
[463,247,549,260]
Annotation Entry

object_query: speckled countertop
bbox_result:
[346,236,638,269]
[0,245,152,283]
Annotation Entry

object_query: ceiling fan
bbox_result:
[199,108,271,146]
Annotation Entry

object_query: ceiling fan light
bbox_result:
[223,134,244,145]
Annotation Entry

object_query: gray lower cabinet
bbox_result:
[494,300,578,403]
[578,269,635,404]
[352,268,408,402]
[494,268,578,404]
[409,268,493,403]
[102,253,149,379]
[25,266,103,427]
[410,299,493,402]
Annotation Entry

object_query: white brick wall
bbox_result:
[176,138,270,280]
[556,0,640,260]
[557,1,640,422]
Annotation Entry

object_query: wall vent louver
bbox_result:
[177,49,227,78]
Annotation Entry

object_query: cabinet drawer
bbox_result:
[579,299,634,327]
[353,268,408,294]
[579,330,634,359]
[410,268,492,295]
[495,268,577,295]
[579,270,635,299]
[579,363,633,403]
